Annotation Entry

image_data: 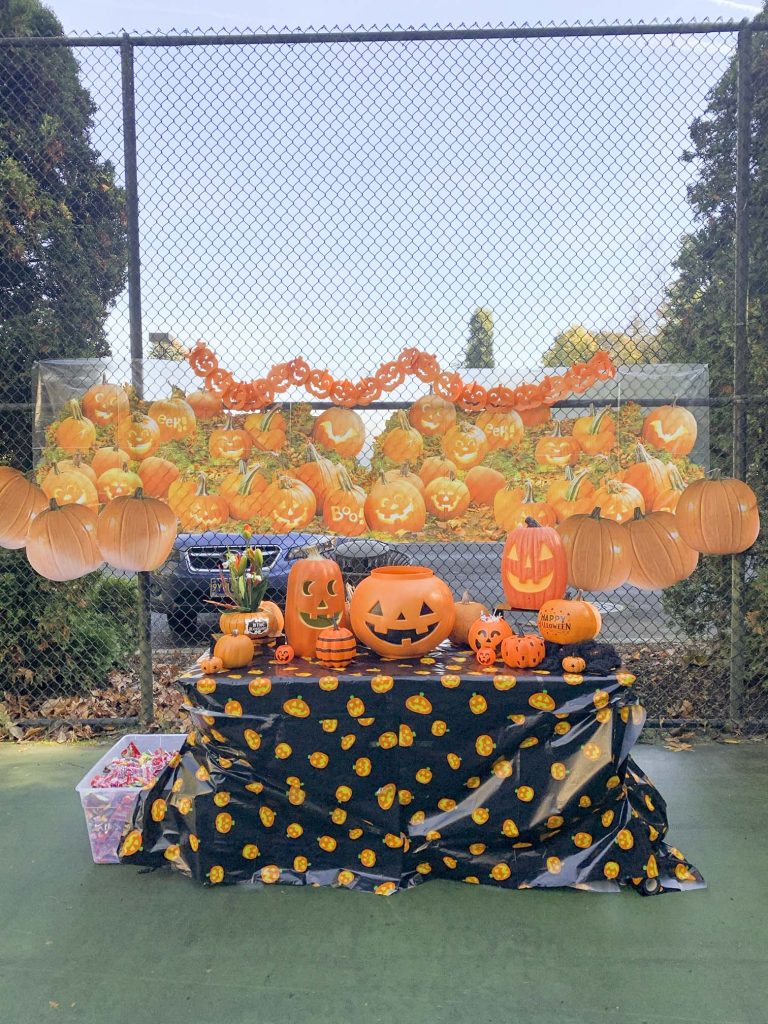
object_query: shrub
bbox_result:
[0,549,138,696]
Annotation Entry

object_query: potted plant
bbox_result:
[210,546,284,644]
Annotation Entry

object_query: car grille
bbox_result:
[184,545,281,574]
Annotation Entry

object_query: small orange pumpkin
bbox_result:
[381,410,424,464]
[561,656,586,673]
[199,656,224,674]
[500,634,546,669]
[213,629,255,668]
[274,644,295,663]
[449,591,490,645]
[315,619,357,670]
[475,647,497,668]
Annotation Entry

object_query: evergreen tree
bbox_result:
[657,7,768,686]
[465,308,494,369]
[0,0,127,468]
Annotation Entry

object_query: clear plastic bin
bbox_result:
[75,733,186,864]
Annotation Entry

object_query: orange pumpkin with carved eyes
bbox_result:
[262,475,316,533]
[424,472,470,521]
[641,403,697,457]
[441,423,489,470]
[116,414,161,462]
[312,408,365,458]
[350,566,455,658]
[534,421,579,469]
[81,377,129,427]
[365,474,426,534]
[409,393,456,436]
[284,550,346,657]
[467,614,514,653]
[208,415,253,462]
[475,647,497,668]
[502,517,568,610]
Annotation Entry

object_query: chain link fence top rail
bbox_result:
[1,20,766,731]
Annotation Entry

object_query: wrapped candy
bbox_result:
[89,742,175,789]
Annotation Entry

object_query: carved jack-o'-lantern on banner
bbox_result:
[284,549,347,658]
[350,566,455,658]
[502,517,568,610]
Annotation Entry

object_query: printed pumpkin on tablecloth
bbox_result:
[350,566,455,658]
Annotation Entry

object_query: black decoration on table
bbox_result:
[120,642,703,895]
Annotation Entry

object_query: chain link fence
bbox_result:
[1,19,766,734]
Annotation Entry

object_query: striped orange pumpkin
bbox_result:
[315,622,357,670]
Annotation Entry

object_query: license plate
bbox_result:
[209,578,227,600]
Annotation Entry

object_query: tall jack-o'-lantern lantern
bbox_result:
[284,548,347,657]
[350,566,455,658]
[501,517,568,611]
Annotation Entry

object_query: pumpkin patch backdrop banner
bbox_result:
[33,356,710,544]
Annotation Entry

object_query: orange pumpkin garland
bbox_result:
[187,344,616,413]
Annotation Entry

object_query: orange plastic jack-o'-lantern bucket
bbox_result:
[350,566,455,658]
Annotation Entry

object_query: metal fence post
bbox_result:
[729,22,753,727]
[121,34,154,727]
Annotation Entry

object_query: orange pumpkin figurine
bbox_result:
[500,634,546,670]
[467,613,514,653]
[315,617,357,670]
[213,629,255,669]
[475,647,497,668]
[274,644,294,664]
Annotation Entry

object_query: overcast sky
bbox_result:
[47,0,762,35]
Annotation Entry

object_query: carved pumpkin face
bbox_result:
[312,408,365,458]
[408,394,457,436]
[423,473,471,521]
[562,656,586,674]
[502,520,568,610]
[274,644,294,663]
[467,614,514,652]
[350,566,455,658]
[475,647,496,667]
[442,423,490,469]
[116,415,161,461]
[263,476,317,533]
[284,552,346,658]
[364,476,426,534]
[81,379,129,427]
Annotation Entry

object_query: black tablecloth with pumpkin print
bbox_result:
[120,646,704,895]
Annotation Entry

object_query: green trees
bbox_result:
[657,15,768,684]
[465,307,494,368]
[542,320,660,368]
[0,0,127,469]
